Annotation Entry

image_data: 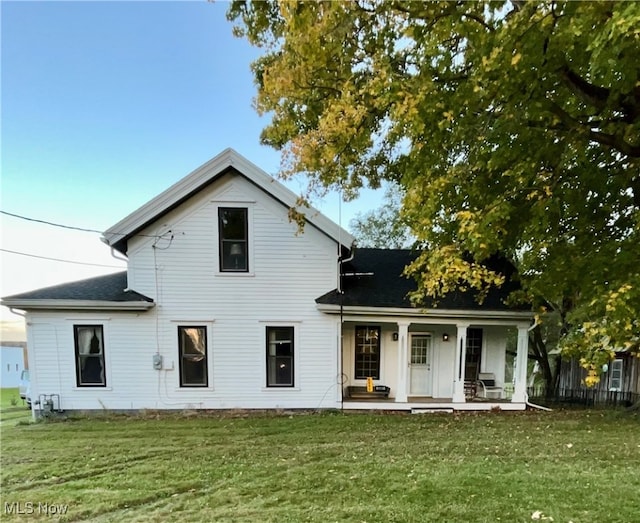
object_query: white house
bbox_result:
[2,149,533,416]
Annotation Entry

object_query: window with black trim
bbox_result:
[266,327,294,387]
[74,325,106,387]
[178,326,208,387]
[355,326,380,380]
[218,207,248,272]
[465,328,483,380]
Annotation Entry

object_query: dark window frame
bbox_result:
[74,324,106,387]
[266,326,295,387]
[178,326,209,388]
[355,326,381,380]
[465,328,483,381]
[218,207,249,272]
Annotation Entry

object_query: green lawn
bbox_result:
[0,388,31,427]
[1,409,638,522]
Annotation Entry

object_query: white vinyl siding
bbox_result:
[25,174,341,411]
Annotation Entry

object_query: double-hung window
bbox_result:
[609,359,623,392]
[178,326,208,387]
[74,325,106,387]
[465,328,483,381]
[218,207,248,272]
[355,326,380,380]
[266,327,294,387]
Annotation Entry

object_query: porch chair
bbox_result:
[477,373,503,399]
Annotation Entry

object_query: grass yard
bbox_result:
[1,409,638,522]
[0,388,31,427]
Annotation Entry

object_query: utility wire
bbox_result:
[1,210,103,233]
[0,248,125,268]
[0,210,159,238]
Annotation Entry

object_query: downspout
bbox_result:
[526,399,552,411]
[340,274,344,410]
[9,307,26,318]
[338,243,355,410]
[337,243,355,294]
[100,235,128,263]
[109,247,128,263]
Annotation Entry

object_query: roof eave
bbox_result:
[102,148,354,254]
[2,299,155,312]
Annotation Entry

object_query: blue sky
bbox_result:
[0,1,383,340]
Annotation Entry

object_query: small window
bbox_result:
[74,325,106,387]
[609,359,623,392]
[355,326,380,380]
[411,335,431,365]
[219,207,248,272]
[178,326,208,387]
[266,327,294,387]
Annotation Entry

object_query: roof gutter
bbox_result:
[1,299,155,312]
[316,303,534,322]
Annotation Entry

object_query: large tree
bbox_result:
[228,1,640,380]
[349,182,413,248]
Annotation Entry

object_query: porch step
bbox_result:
[411,408,454,414]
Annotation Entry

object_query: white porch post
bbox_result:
[512,325,530,403]
[395,321,410,403]
[453,323,469,402]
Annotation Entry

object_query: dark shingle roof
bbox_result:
[316,248,527,311]
[2,272,153,303]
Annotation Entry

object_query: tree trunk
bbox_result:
[528,325,559,399]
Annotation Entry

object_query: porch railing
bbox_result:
[527,386,639,408]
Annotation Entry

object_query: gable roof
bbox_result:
[1,272,154,311]
[316,248,531,317]
[102,148,355,255]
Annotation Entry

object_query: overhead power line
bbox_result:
[1,210,103,233]
[0,210,160,238]
[0,248,125,268]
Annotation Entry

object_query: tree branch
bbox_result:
[559,66,609,111]
[546,101,640,157]
[461,12,495,32]
[559,66,640,124]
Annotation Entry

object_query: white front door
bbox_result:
[409,334,432,396]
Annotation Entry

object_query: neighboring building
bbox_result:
[0,344,27,388]
[1,149,533,416]
[552,352,640,406]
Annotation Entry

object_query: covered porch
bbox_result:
[337,314,531,411]
[315,247,534,411]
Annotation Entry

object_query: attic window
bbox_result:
[218,207,248,272]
